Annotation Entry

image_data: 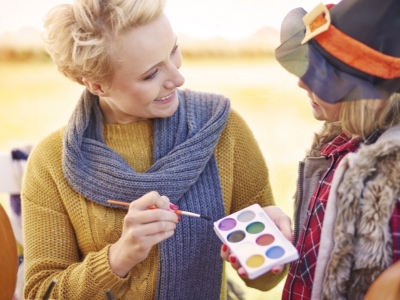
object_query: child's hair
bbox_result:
[340,93,400,139]
[43,0,165,85]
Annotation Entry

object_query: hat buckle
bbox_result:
[301,3,331,45]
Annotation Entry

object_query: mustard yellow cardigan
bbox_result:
[22,109,285,299]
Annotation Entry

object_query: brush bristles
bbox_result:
[201,215,211,221]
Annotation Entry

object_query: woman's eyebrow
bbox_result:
[140,37,178,76]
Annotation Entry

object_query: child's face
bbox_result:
[298,80,342,122]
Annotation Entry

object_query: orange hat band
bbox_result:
[314,24,400,79]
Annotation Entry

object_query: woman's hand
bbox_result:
[220,205,293,278]
[108,191,179,277]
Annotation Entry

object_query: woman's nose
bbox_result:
[164,66,185,89]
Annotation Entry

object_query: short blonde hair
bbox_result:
[340,93,400,139]
[44,0,165,85]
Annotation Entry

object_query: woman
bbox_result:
[275,0,400,299]
[21,0,289,299]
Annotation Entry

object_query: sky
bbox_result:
[0,0,341,40]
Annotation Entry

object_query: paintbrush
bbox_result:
[107,200,211,221]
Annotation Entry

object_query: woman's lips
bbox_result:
[155,91,175,104]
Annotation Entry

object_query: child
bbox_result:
[275,0,400,299]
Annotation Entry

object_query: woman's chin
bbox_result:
[155,100,179,119]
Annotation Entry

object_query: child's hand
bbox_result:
[262,206,293,243]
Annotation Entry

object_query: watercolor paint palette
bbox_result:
[213,204,299,279]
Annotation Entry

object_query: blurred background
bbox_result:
[0,0,339,299]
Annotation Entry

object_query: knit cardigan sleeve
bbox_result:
[216,109,274,213]
[21,130,132,300]
[215,109,287,291]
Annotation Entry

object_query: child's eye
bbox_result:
[144,69,158,80]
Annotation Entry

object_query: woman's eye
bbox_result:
[144,69,158,80]
[171,44,179,55]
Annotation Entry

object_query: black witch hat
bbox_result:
[275,0,400,103]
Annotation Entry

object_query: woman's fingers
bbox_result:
[229,254,240,270]
[125,191,178,224]
[125,208,178,226]
[227,254,248,279]
[125,218,178,237]
[237,266,248,278]
[109,191,179,277]
[220,244,230,261]
[129,191,171,211]
[126,227,176,252]
[271,265,284,274]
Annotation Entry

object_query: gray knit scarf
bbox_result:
[63,89,230,299]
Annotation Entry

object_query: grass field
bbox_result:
[0,57,321,299]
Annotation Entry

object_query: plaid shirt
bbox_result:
[283,132,360,300]
[283,132,400,300]
[390,200,400,263]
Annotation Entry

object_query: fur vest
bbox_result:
[305,124,400,300]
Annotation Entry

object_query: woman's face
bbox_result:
[98,13,185,124]
[298,79,342,122]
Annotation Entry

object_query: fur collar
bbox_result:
[322,137,400,299]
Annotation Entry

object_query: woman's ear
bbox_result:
[82,78,107,96]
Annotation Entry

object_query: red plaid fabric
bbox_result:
[283,132,360,300]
